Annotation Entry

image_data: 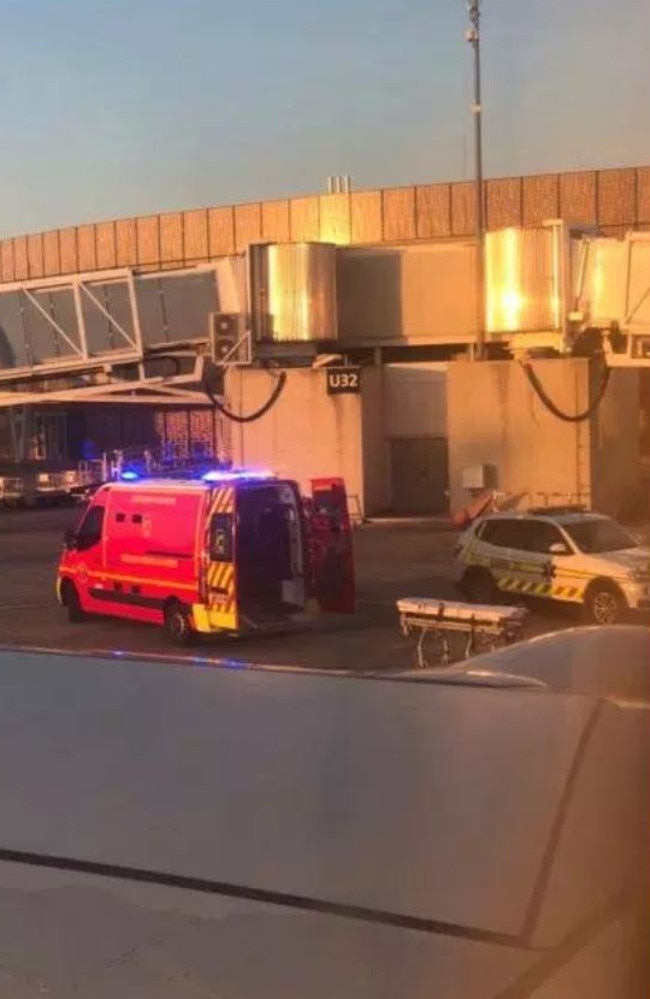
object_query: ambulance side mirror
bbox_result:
[63,529,77,550]
[549,542,570,555]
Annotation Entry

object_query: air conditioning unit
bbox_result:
[208,313,252,366]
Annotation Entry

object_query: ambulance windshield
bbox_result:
[563,518,638,554]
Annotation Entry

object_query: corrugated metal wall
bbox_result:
[0,166,649,284]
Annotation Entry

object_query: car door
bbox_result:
[506,520,567,599]
[307,478,356,614]
[206,487,239,632]
[67,503,107,608]
[472,519,556,599]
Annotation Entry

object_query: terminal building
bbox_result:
[0,165,649,516]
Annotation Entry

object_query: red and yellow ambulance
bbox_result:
[56,470,355,644]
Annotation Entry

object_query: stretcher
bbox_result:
[397,597,529,668]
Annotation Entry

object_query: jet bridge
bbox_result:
[0,257,246,406]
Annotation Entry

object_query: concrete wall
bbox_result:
[591,368,640,516]
[228,358,640,520]
[447,359,592,512]
[226,367,385,515]
[384,363,448,437]
[447,358,641,516]
[361,367,388,515]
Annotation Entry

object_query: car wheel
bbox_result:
[461,568,500,605]
[163,601,194,646]
[62,580,85,623]
[584,581,626,625]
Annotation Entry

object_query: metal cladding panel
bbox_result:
[451,181,477,236]
[27,233,44,279]
[559,171,597,225]
[486,178,522,230]
[160,212,184,264]
[258,242,338,341]
[215,256,246,313]
[261,200,291,243]
[115,218,137,267]
[350,190,382,244]
[522,174,559,226]
[183,209,209,263]
[598,168,636,226]
[582,239,628,325]
[13,236,28,280]
[319,193,350,244]
[402,244,476,341]
[208,206,235,257]
[234,203,262,253]
[637,166,650,226]
[485,226,566,334]
[0,241,14,282]
[338,243,475,343]
[416,184,451,238]
[627,235,650,328]
[136,216,160,266]
[59,228,78,274]
[290,196,320,241]
[383,187,416,241]
[43,231,60,277]
[96,222,116,270]
[77,224,97,271]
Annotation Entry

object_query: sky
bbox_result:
[0,0,648,236]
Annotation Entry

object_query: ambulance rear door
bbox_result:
[309,477,356,614]
[205,484,239,631]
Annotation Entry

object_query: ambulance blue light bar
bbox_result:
[201,469,274,483]
[120,470,139,481]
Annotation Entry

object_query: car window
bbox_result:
[76,505,105,550]
[563,518,637,553]
[524,521,567,554]
[478,519,522,549]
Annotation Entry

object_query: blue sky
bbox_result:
[0,0,648,236]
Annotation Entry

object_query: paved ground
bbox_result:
[0,505,600,670]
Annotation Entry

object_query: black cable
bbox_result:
[520,360,611,424]
[203,368,287,424]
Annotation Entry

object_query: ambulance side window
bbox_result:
[76,505,105,550]
[210,513,233,562]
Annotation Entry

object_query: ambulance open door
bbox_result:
[205,486,239,632]
[308,478,356,615]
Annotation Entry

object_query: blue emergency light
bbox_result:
[119,470,140,481]
[201,469,274,484]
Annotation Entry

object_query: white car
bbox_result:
[452,507,650,624]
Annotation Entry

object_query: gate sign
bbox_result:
[326,366,362,395]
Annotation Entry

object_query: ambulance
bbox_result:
[56,470,355,644]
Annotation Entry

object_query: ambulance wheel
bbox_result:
[584,580,626,625]
[461,568,500,605]
[163,600,194,646]
[61,581,85,623]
